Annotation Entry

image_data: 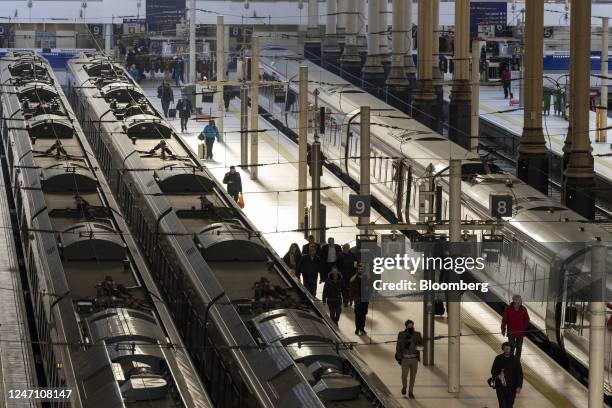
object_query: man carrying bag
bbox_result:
[395,320,423,399]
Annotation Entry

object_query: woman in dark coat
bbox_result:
[322,267,347,324]
[283,243,301,278]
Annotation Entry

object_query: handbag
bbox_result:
[237,193,245,209]
[487,377,496,389]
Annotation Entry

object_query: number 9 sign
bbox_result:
[349,194,371,217]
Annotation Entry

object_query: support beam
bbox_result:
[104,24,112,56]
[250,36,259,181]
[448,159,461,393]
[517,0,548,195]
[413,0,438,131]
[189,0,196,83]
[357,0,367,60]
[597,17,609,143]
[562,3,575,180]
[239,77,249,167]
[323,0,341,74]
[305,0,322,64]
[215,15,225,142]
[448,0,471,149]
[361,0,384,95]
[431,0,441,82]
[359,106,371,230]
[564,0,595,219]
[471,40,481,154]
[405,0,416,83]
[298,66,309,229]
[340,0,361,85]
[589,244,607,408]
[378,0,390,76]
[337,0,347,50]
[385,0,411,114]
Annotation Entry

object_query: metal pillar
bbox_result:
[471,40,481,154]
[250,36,259,181]
[405,0,416,84]
[189,0,196,83]
[340,0,361,85]
[564,0,595,220]
[385,0,411,114]
[216,16,225,142]
[298,66,309,229]
[240,78,249,167]
[589,244,607,408]
[312,90,322,242]
[359,106,370,230]
[517,0,548,195]
[448,0,471,149]
[362,0,384,94]
[379,0,390,76]
[306,0,322,64]
[413,0,438,131]
[448,159,461,393]
[104,24,112,56]
[357,0,367,59]
[431,0,441,81]
[323,0,341,74]
[597,17,609,143]
[337,0,347,50]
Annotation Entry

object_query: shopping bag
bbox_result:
[237,193,245,209]
[198,143,206,159]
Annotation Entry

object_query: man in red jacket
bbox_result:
[501,295,530,359]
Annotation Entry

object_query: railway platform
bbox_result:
[142,81,597,407]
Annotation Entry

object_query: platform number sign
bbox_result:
[490,195,513,218]
[349,195,371,217]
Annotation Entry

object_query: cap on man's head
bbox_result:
[512,294,522,303]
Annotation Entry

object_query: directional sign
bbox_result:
[490,194,513,218]
[349,194,371,217]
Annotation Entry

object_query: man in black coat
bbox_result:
[297,245,323,297]
[337,243,357,305]
[222,166,242,202]
[157,81,174,118]
[302,235,321,256]
[320,237,341,283]
[175,95,193,132]
[491,342,523,408]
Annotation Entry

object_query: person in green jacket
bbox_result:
[198,119,219,160]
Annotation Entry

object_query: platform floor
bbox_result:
[443,78,612,184]
[0,161,38,407]
[143,81,596,407]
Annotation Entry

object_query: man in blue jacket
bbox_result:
[199,119,220,159]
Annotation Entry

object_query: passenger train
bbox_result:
[256,46,612,395]
[0,51,212,407]
[65,52,399,408]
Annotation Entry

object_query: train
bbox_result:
[0,51,212,407]
[255,46,612,395]
[65,51,399,408]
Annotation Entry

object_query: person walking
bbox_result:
[128,64,140,82]
[321,237,341,283]
[322,267,347,324]
[501,295,530,359]
[157,80,174,118]
[283,243,302,278]
[501,66,512,99]
[222,165,242,202]
[337,243,357,306]
[491,342,523,408]
[395,319,423,398]
[199,119,219,160]
[297,245,324,297]
[175,95,193,132]
[350,264,369,335]
[302,235,321,256]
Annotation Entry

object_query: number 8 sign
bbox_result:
[490,194,513,218]
[349,195,371,217]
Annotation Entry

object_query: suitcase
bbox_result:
[198,143,206,159]
[168,106,177,118]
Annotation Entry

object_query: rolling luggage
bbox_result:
[198,143,206,159]
[168,103,176,118]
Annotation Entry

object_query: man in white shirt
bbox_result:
[321,237,341,283]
